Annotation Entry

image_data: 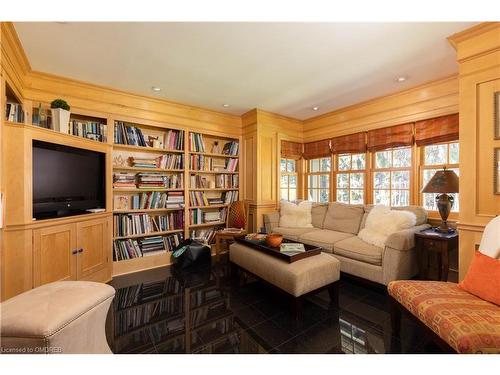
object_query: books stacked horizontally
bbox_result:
[113,232,184,261]
[5,102,24,122]
[190,155,212,171]
[189,208,225,225]
[222,141,239,156]
[189,133,206,152]
[207,196,224,205]
[225,158,239,172]
[157,154,183,169]
[114,212,184,237]
[164,129,184,151]
[136,172,183,189]
[280,243,306,256]
[130,157,157,169]
[190,227,222,244]
[114,121,148,147]
[222,190,239,204]
[215,174,239,188]
[113,173,136,188]
[69,120,107,142]
[189,191,209,206]
[166,192,184,208]
[190,175,210,188]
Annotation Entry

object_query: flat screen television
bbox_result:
[33,140,106,220]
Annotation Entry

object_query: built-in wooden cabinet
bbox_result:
[2,214,112,301]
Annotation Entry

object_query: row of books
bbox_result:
[129,154,184,170]
[114,278,182,309]
[215,174,239,189]
[137,172,183,189]
[189,208,226,225]
[189,155,226,171]
[115,298,184,336]
[189,133,206,153]
[221,141,239,156]
[69,120,107,142]
[114,122,149,147]
[113,172,184,189]
[224,158,239,172]
[164,129,184,151]
[190,227,223,244]
[190,175,210,189]
[5,102,24,123]
[113,232,184,261]
[114,191,185,210]
[189,191,239,206]
[113,212,184,237]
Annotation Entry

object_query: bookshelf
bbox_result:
[112,120,186,272]
[4,83,24,123]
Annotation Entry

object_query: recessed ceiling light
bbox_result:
[395,76,408,83]
[151,87,162,92]
[222,104,230,108]
[312,106,319,111]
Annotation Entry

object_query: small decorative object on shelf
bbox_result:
[420,167,459,233]
[50,99,71,134]
[211,141,221,154]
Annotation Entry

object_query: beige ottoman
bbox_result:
[1,281,115,354]
[229,242,340,316]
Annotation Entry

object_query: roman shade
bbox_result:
[303,139,332,160]
[331,132,367,154]
[415,113,459,146]
[281,140,303,160]
[367,123,414,152]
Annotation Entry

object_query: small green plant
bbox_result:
[50,99,70,111]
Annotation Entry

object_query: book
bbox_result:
[280,243,306,253]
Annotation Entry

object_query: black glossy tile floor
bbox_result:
[106,257,446,354]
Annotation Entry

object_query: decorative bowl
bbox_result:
[265,233,283,248]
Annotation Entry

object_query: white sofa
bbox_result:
[263,202,430,285]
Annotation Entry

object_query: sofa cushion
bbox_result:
[273,227,317,241]
[323,202,364,234]
[388,280,500,354]
[298,229,354,253]
[311,203,328,228]
[333,236,383,265]
[279,200,314,228]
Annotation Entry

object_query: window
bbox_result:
[280,158,297,201]
[373,147,412,207]
[336,153,366,204]
[307,157,331,203]
[421,142,459,212]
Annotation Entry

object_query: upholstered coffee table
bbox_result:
[229,241,340,318]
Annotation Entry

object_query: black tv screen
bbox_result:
[33,140,106,220]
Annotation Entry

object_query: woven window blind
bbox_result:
[281,140,303,160]
[367,123,414,152]
[331,132,367,154]
[415,114,459,146]
[303,139,332,160]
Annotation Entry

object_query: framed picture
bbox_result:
[495,91,500,139]
[495,148,500,195]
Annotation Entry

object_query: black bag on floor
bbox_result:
[172,239,211,269]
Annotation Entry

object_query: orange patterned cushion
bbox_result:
[388,280,500,354]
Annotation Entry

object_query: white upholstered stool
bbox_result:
[0,281,115,354]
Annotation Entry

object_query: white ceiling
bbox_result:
[14,22,474,120]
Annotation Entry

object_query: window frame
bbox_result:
[280,158,298,201]
[334,152,367,205]
[371,146,413,207]
[419,141,459,219]
[306,156,332,203]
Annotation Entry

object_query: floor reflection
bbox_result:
[106,257,444,354]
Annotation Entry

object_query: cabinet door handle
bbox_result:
[72,249,78,255]
[78,248,84,253]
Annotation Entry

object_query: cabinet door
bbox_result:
[33,223,77,287]
[76,217,110,279]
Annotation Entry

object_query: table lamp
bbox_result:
[421,168,459,233]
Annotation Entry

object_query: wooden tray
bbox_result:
[234,237,321,263]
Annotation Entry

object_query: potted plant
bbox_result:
[50,99,71,133]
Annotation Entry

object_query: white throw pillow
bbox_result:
[479,215,500,259]
[358,205,416,248]
[279,200,313,228]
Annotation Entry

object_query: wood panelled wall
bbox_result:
[448,23,500,280]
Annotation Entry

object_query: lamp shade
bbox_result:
[421,169,459,193]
